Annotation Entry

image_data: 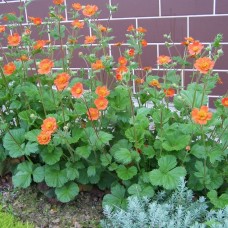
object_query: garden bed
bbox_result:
[0,176,103,228]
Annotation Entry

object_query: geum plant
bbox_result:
[0,0,227,206]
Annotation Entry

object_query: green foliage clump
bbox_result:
[0,1,227,206]
[0,206,34,228]
[101,179,228,228]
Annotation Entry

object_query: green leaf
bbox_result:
[158,155,177,173]
[14,82,39,99]
[24,142,39,155]
[207,190,228,208]
[152,108,172,124]
[87,166,96,177]
[66,162,79,181]
[125,127,145,143]
[98,131,113,145]
[89,131,113,149]
[25,130,40,142]
[102,184,127,208]
[33,166,45,183]
[74,103,87,115]
[116,165,137,180]
[110,139,132,155]
[9,100,21,109]
[18,110,37,125]
[3,129,25,158]
[142,145,155,158]
[12,161,33,188]
[162,130,190,151]
[181,89,208,108]
[190,144,207,159]
[40,147,63,165]
[75,145,91,159]
[55,182,79,203]
[128,184,154,198]
[208,146,224,163]
[45,165,68,188]
[149,155,186,189]
[100,154,112,167]
[114,148,132,165]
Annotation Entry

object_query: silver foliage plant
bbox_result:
[101,178,228,228]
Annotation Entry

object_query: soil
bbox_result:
[0,175,104,228]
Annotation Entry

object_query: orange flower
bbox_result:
[135,78,144,85]
[157,55,171,65]
[149,79,161,88]
[71,82,84,98]
[118,56,127,66]
[141,39,147,47]
[24,29,31,35]
[3,62,16,76]
[221,97,228,107]
[71,19,84,29]
[82,5,98,17]
[98,24,107,32]
[188,41,204,55]
[191,106,212,125]
[0,25,5,33]
[20,55,29,61]
[164,88,175,97]
[116,65,128,74]
[127,25,135,32]
[28,16,42,25]
[87,108,100,121]
[54,72,70,91]
[84,35,97,44]
[37,131,52,145]
[91,60,104,70]
[94,97,108,110]
[33,40,49,50]
[38,59,54,74]
[114,42,123,46]
[95,86,110,97]
[116,73,123,81]
[194,57,215,74]
[143,66,152,71]
[7,33,21,46]
[128,49,135,57]
[137,27,147,33]
[41,117,58,134]
[181,37,195,46]
[53,0,64,4]
[72,3,82,11]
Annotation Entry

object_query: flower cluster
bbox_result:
[1,1,227,207]
[37,117,58,145]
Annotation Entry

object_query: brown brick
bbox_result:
[26,0,54,19]
[109,19,136,43]
[161,0,213,16]
[138,18,187,43]
[216,0,228,14]
[215,44,228,70]
[189,16,228,42]
[30,25,49,41]
[0,2,26,22]
[112,0,159,18]
[212,71,228,96]
[66,0,110,20]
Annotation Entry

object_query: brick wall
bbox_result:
[0,0,227,107]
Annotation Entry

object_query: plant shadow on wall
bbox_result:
[0,0,227,210]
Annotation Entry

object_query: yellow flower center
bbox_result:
[198,111,207,119]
